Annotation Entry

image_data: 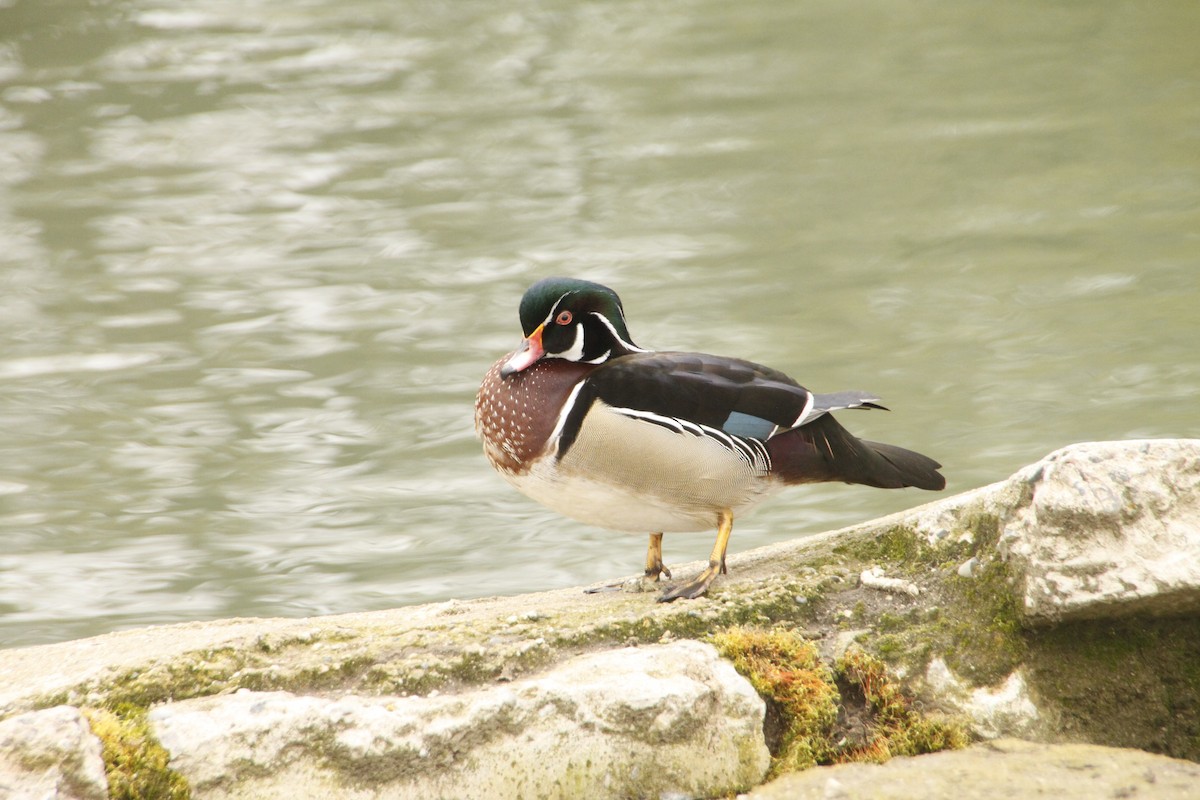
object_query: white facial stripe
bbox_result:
[541,291,575,329]
[540,293,645,363]
[615,303,632,334]
[558,324,586,361]
[590,312,647,353]
[582,349,610,365]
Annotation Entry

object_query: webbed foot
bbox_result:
[657,562,721,602]
[656,510,733,603]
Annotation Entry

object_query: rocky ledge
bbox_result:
[2,439,1199,799]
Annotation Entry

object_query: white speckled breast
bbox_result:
[475,354,592,475]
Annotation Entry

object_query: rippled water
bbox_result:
[1,0,1198,648]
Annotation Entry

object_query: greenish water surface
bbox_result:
[1,0,1197,647]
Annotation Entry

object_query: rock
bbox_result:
[148,640,768,800]
[743,737,1200,800]
[1,440,1199,796]
[923,659,1039,739]
[1001,439,1200,623]
[860,566,920,597]
[0,706,108,800]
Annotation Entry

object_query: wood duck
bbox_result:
[475,277,945,602]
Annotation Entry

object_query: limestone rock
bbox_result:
[2,440,1199,796]
[148,640,768,800]
[0,706,108,800]
[1001,439,1200,623]
[924,659,1039,739]
[744,737,1200,800]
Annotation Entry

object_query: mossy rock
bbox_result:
[82,704,190,800]
[713,627,968,778]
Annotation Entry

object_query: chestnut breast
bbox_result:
[475,355,594,475]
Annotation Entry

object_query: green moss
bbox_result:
[32,691,71,711]
[967,513,1001,548]
[835,513,1025,686]
[1026,616,1200,761]
[546,579,825,657]
[833,649,968,762]
[713,627,839,775]
[82,705,190,800]
[102,648,249,709]
[49,634,399,713]
[281,654,381,692]
[937,513,1025,683]
[713,627,966,779]
[873,634,906,659]
[833,525,970,574]
[449,649,496,684]
[937,556,1026,684]
[832,517,1000,576]
[16,566,834,724]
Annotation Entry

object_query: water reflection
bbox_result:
[1,0,1197,647]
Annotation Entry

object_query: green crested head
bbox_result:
[502,277,643,375]
[517,277,627,337]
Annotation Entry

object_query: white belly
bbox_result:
[504,403,780,532]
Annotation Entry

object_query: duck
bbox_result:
[475,277,945,602]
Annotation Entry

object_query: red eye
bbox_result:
[555,310,573,325]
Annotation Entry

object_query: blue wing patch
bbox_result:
[722,411,776,440]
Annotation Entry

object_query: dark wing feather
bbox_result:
[556,351,945,492]
[554,351,805,458]
[581,351,812,431]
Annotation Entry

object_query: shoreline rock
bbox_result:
[148,640,768,800]
[0,706,107,800]
[745,738,1200,800]
[1,439,1198,799]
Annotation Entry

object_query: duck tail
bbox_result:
[766,413,945,491]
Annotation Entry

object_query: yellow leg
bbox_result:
[658,510,733,602]
[644,532,671,581]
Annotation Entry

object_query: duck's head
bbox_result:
[501,277,644,376]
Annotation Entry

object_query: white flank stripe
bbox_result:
[549,381,588,453]
[791,390,816,427]
[613,407,771,470]
[616,408,684,433]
